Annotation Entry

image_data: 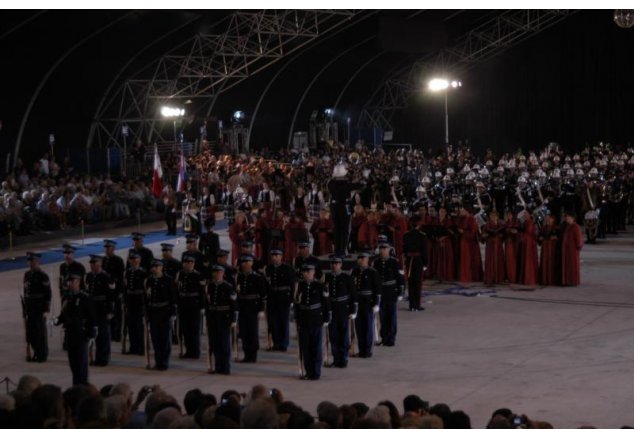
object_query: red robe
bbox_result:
[310,218,334,256]
[229,220,248,266]
[561,222,583,286]
[481,222,506,285]
[517,216,539,285]
[538,225,560,286]
[269,218,284,252]
[456,214,483,283]
[435,217,455,282]
[389,213,409,266]
[254,216,270,261]
[358,217,379,250]
[504,218,520,283]
[283,220,308,264]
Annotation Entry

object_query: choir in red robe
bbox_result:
[517,211,539,285]
[503,210,520,284]
[561,212,583,286]
[309,210,334,256]
[481,212,506,285]
[538,214,560,286]
[434,207,456,282]
[456,207,483,283]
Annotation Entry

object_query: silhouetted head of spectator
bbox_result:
[351,402,370,418]
[100,384,114,398]
[145,390,180,425]
[364,405,391,428]
[17,375,41,395]
[152,407,182,428]
[316,401,341,428]
[378,400,401,429]
[104,395,129,428]
[446,410,471,429]
[63,384,97,424]
[215,398,241,425]
[207,414,239,429]
[192,393,217,426]
[403,394,429,416]
[30,384,65,428]
[184,389,204,416]
[75,394,107,428]
[335,404,356,429]
[241,399,278,429]
[420,414,444,429]
[430,403,452,427]
[287,408,315,429]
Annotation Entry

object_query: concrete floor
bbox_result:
[1,221,633,428]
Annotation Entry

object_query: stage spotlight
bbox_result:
[429,78,449,91]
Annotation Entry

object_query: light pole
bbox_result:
[428,78,462,146]
[121,124,129,176]
[346,117,351,147]
[161,106,185,151]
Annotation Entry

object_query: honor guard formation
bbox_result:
[19,140,634,386]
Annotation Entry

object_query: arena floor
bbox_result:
[1,221,633,428]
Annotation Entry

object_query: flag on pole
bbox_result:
[152,145,163,197]
[176,149,188,193]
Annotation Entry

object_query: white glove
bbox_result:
[372,305,380,314]
[349,314,357,320]
[397,295,403,302]
[106,313,114,320]
[231,322,237,328]
[88,338,95,346]
[200,309,205,316]
[257,311,265,319]
[423,266,428,272]
[323,322,329,327]
[170,316,177,324]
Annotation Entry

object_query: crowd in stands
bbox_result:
[2,374,600,428]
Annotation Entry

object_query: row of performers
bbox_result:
[226,200,583,288]
[21,236,411,384]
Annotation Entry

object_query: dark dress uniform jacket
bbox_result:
[325,271,357,318]
[236,271,268,313]
[163,257,183,279]
[295,280,331,326]
[103,255,125,294]
[175,270,206,311]
[24,269,52,315]
[373,257,404,302]
[350,266,382,310]
[85,271,116,323]
[265,263,296,306]
[294,255,322,280]
[57,292,96,347]
[206,281,238,326]
[144,275,177,320]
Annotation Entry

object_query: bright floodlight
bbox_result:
[161,106,185,117]
[233,110,245,122]
[429,78,449,91]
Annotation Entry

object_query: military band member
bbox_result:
[205,265,238,374]
[103,240,125,342]
[265,249,296,352]
[161,243,183,278]
[324,255,357,368]
[294,241,322,281]
[216,249,236,286]
[295,264,331,380]
[175,255,206,358]
[182,234,206,274]
[350,252,382,358]
[23,252,52,362]
[59,245,85,303]
[402,220,428,311]
[236,254,268,363]
[144,259,177,370]
[373,243,404,346]
[54,273,96,385]
[128,232,154,272]
[85,255,116,366]
[123,251,147,355]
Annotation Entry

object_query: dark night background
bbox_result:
[0,9,632,170]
